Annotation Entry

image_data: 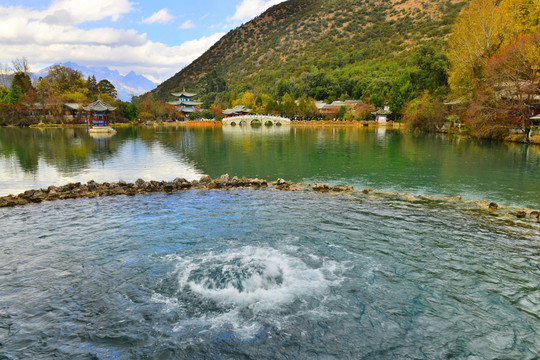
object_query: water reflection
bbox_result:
[222,124,291,137]
[1,126,540,208]
[89,131,115,151]
[0,126,203,195]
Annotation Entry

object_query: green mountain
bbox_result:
[152,0,466,104]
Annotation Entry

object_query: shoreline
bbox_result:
[1,175,538,224]
[6,120,538,145]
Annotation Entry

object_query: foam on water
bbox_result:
[175,246,338,310]
[151,245,348,339]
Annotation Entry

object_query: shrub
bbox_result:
[403,91,446,132]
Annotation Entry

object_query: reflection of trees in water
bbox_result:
[2,126,540,205]
[0,127,122,176]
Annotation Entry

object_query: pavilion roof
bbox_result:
[168,100,203,106]
[372,108,392,115]
[172,91,197,98]
[83,99,116,112]
[223,105,252,114]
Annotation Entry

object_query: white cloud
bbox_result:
[228,0,286,21]
[0,3,225,83]
[142,8,174,24]
[179,20,195,29]
[47,0,133,24]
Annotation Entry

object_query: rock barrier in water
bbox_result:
[1,175,539,222]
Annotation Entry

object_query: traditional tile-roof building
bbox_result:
[168,91,203,118]
[223,105,252,117]
[372,105,392,125]
[83,99,116,127]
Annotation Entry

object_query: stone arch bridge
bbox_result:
[222,115,291,126]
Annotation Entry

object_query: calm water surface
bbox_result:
[1,125,540,207]
[1,125,539,358]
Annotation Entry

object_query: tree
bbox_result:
[200,70,227,93]
[281,93,297,117]
[477,31,540,141]
[389,73,413,115]
[201,109,214,119]
[38,65,87,97]
[209,105,224,120]
[411,45,449,94]
[338,105,347,120]
[297,96,319,118]
[87,75,98,96]
[11,57,30,75]
[498,0,540,41]
[117,101,139,121]
[0,63,10,89]
[447,0,505,95]
[448,0,540,96]
[232,91,255,108]
[404,91,447,132]
[9,72,33,104]
[97,79,117,99]
[0,86,8,104]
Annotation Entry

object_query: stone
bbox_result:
[530,211,540,219]
[219,174,230,183]
[163,183,174,193]
[515,211,526,218]
[312,183,330,192]
[488,202,498,211]
[135,178,145,187]
[362,188,372,194]
[199,175,212,184]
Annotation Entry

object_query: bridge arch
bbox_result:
[222,115,291,126]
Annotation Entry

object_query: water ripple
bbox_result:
[0,189,539,359]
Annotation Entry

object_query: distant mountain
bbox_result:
[152,0,466,101]
[35,61,158,101]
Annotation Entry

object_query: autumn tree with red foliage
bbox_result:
[466,31,540,140]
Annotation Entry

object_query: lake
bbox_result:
[2,125,540,208]
[1,125,539,359]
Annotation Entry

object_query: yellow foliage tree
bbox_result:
[498,0,540,40]
[447,0,505,95]
[232,91,255,109]
[448,0,540,96]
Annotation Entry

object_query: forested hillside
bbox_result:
[152,0,466,106]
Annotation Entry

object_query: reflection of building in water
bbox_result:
[89,132,115,150]
[376,126,387,139]
[222,124,291,138]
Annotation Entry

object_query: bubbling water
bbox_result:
[150,246,347,339]
[173,246,334,310]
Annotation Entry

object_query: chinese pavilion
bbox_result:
[168,91,203,119]
[83,99,116,133]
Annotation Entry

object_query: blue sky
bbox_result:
[0,0,286,83]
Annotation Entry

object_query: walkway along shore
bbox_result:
[1,175,539,223]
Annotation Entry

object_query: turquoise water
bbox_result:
[1,126,540,358]
[1,190,539,358]
[1,126,540,207]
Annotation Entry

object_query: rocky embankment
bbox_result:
[0,175,350,208]
[1,175,539,222]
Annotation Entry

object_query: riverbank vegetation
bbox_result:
[0,59,144,126]
[151,0,539,142]
[1,0,538,142]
